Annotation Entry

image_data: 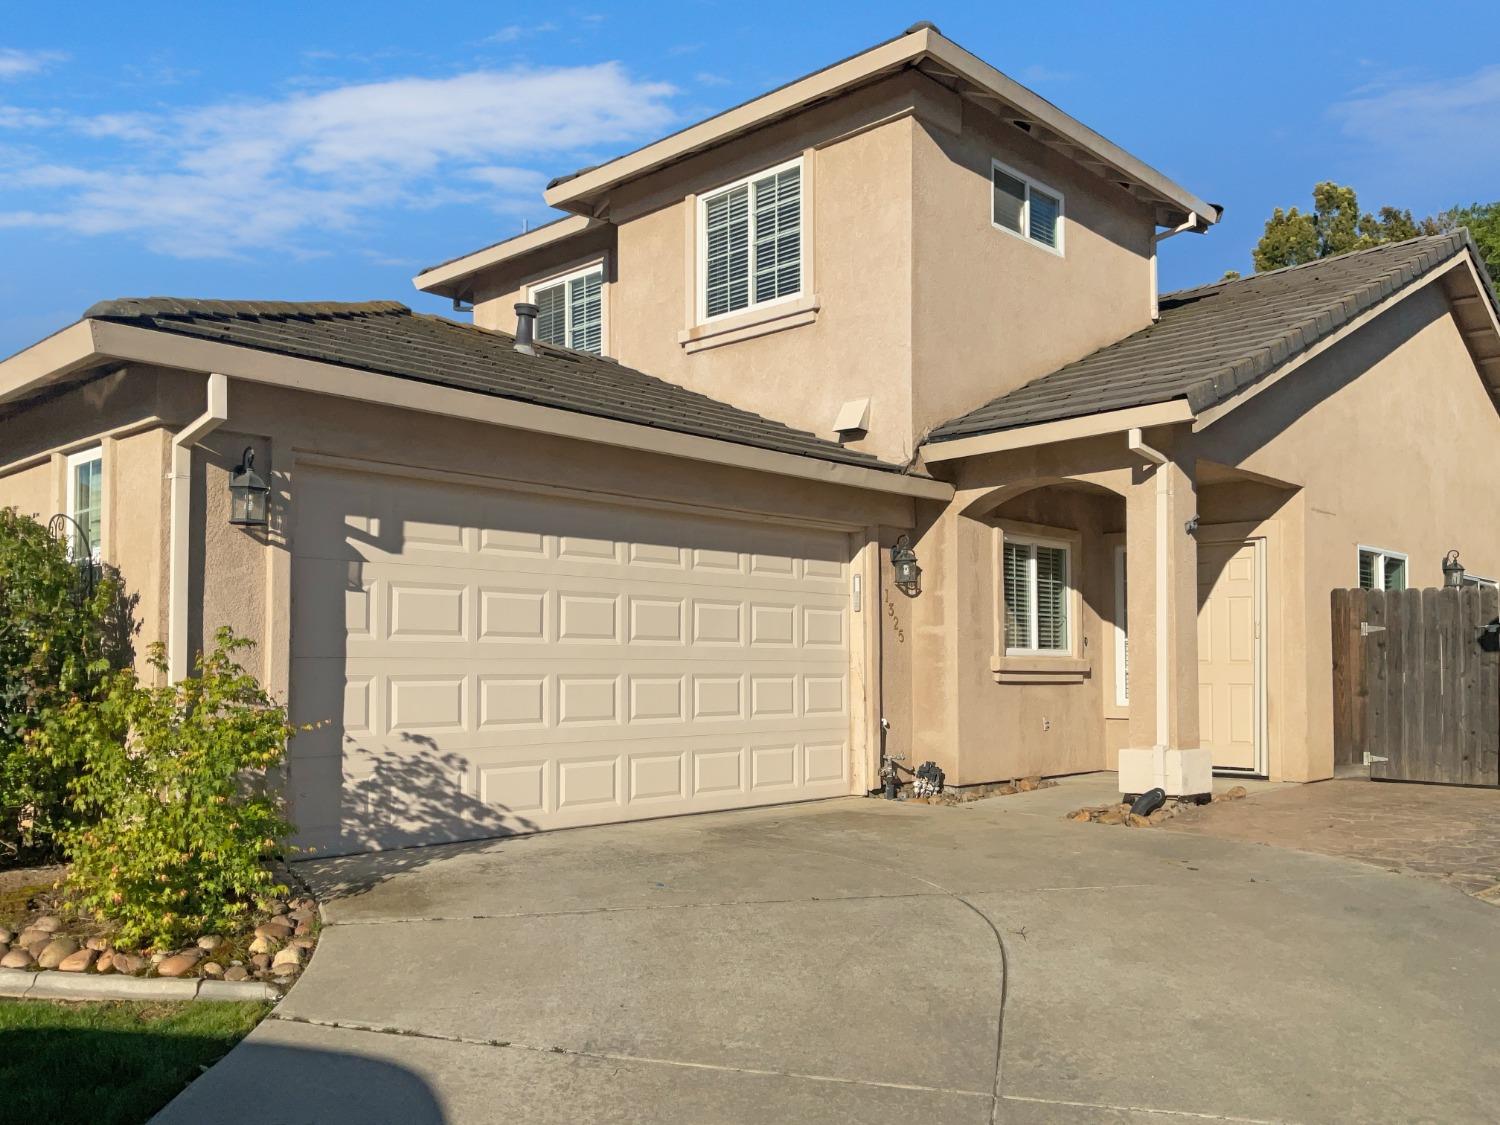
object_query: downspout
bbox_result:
[1149,212,1201,322]
[168,373,229,681]
[1128,427,1171,751]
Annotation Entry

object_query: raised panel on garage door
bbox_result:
[289,469,855,854]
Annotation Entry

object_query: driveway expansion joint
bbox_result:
[267,1012,996,1100]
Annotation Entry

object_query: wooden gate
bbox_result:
[1331,587,1500,785]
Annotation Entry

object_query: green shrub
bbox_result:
[0,507,133,859]
[37,628,298,949]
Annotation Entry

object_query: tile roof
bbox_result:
[928,231,1493,443]
[83,298,898,472]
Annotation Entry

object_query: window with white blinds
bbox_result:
[1358,547,1407,591]
[991,159,1064,254]
[700,158,802,320]
[530,263,604,354]
[1004,536,1072,655]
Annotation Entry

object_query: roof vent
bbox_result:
[513,302,538,356]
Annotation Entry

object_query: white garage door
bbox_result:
[289,467,855,854]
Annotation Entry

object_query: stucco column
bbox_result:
[1120,444,1206,794]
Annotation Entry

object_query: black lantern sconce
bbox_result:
[891,534,922,596]
[229,448,269,528]
[1443,549,1466,589]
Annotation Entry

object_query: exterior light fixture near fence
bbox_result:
[1443,549,1466,588]
[229,448,269,527]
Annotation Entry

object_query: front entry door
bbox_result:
[1197,539,1264,773]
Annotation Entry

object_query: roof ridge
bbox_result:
[1163,230,1465,303]
[83,297,411,321]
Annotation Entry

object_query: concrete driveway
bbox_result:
[153,777,1500,1124]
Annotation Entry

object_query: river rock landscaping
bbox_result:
[0,870,319,991]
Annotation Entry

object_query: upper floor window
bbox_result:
[1359,546,1407,591]
[530,263,604,354]
[1004,535,1072,655]
[66,447,103,559]
[699,158,802,321]
[992,159,1064,254]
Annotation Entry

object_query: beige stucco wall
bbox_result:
[1192,283,1500,780]
[467,71,1158,467]
[909,103,1156,440]
[0,369,172,668]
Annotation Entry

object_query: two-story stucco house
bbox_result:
[4,24,1499,854]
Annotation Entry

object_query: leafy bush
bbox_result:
[36,629,298,949]
[0,507,133,859]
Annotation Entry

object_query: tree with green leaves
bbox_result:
[1251,183,1498,282]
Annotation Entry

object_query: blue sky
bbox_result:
[3,1,1498,357]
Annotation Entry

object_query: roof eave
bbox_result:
[3,319,951,502]
[922,399,1196,462]
[412,215,604,298]
[543,26,1216,225]
[0,320,103,407]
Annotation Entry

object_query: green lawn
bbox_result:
[0,998,271,1125]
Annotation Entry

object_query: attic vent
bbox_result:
[1012,119,1033,133]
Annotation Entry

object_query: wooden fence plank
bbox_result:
[1478,587,1500,786]
[1460,587,1482,785]
[1366,592,1390,780]
[1331,590,1356,768]
[1398,589,1425,782]
[1438,587,1463,783]
[1421,588,1446,782]
[1351,587,1368,763]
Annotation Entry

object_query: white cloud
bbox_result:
[0,63,677,258]
[1330,65,1500,179]
[0,48,66,80]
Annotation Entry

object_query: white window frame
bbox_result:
[1002,532,1074,657]
[1358,545,1408,591]
[1463,574,1499,589]
[527,259,607,355]
[696,156,805,326]
[65,446,103,560]
[1113,545,1129,706]
[990,158,1065,257]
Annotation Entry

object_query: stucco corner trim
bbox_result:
[678,294,821,353]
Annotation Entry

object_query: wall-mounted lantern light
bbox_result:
[1443,549,1466,588]
[229,448,269,527]
[891,534,922,595]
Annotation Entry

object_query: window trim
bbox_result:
[1001,529,1076,658]
[990,158,1065,257]
[526,258,607,355]
[65,445,103,560]
[695,155,805,326]
[1358,545,1408,591]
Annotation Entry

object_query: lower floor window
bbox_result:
[1004,536,1071,654]
[66,447,103,559]
[1358,547,1407,591]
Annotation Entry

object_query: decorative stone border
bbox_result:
[0,967,280,1003]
